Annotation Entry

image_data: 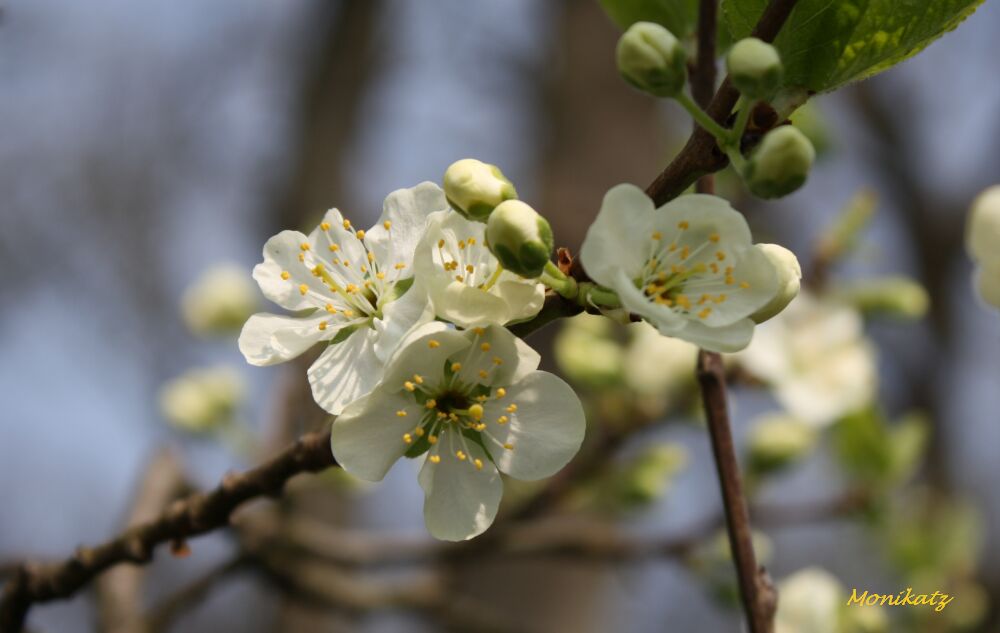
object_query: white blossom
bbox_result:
[331,323,585,541]
[159,366,244,433]
[239,183,444,414]
[413,209,545,329]
[966,185,1000,309]
[775,568,843,633]
[181,264,258,336]
[580,184,779,352]
[736,292,876,427]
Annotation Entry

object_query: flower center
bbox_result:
[636,221,751,320]
[396,330,516,469]
[435,234,503,291]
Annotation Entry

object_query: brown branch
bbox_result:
[0,431,335,633]
[97,450,190,633]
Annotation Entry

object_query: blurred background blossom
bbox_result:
[2,1,1000,631]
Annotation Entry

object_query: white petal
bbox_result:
[380,323,469,390]
[455,324,541,387]
[253,230,331,311]
[308,328,383,415]
[366,182,447,266]
[372,282,433,363]
[675,317,755,353]
[579,184,655,286]
[238,312,335,366]
[693,244,779,327]
[418,435,502,541]
[484,371,585,480]
[330,389,422,481]
[491,278,546,323]
[654,194,752,248]
[310,208,368,270]
[432,281,513,329]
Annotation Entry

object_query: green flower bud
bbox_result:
[485,199,554,277]
[443,158,518,222]
[554,314,624,387]
[835,276,930,320]
[726,37,783,100]
[751,243,801,323]
[159,366,244,433]
[743,125,815,199]
[181,264,258,337]
[966,184,1000,262]
[747,414,817,476]
[615,22,687,97]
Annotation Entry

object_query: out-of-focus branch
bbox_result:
[146,556,249,633]
[0,432,335,633]
[97,450,190,633]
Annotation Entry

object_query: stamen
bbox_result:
[383,221,392,230]
[451,362,462,372]
[329,244,340,252]
[413,374,424,384]
[495,388,506,398]
[300,242,310,251]
[651,231,662,240]
[404,381,416,392]
[429,435,439,444]
[428,340,440,348]
[429,455,441,464]
[298,284,308,295]
[318,321,327,331]
[480,342,491,352]
[474,458,484,470]
[280,271,290,280]
[469,404,484,421]
[403,433,413,444]
[456,450,467,461]
[506,404,518,413]
[396,410,407,417]
[497,416,508,425]
[356,229,366,240]
[678,221,689,230]
[343,220,352,230]
[320,222,331,231]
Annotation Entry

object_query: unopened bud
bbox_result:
[743,125,815,199]
[616,22,687,97]
[726,37,783,100]
[443,159,518,222]
[751,243,801,323]
[485,200,554,277]
[748,414,817,476]
[835,276,930,319]
[181,265,258,336]
[966,184,1000,262]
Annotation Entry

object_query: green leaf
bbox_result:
[722,0,985,92]
[598,0,700,38]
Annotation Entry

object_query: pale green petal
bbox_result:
[434,281,513,328]
[308,328,383,415]
[491,278,545,323]
[975,260,1000,309]
[372,283,433,363]
[579,184,655,286]
[418,435,502,541]
[454,324,541,388]
[675,317,755,353]
[482,371,585,481]
[238,311,339,366]
[330,388,423,481]
[366,182,447,266]
[253,230,331,311]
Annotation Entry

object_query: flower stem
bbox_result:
[675,91,731,146]
[577,282,621,308]
[728,96,753,148]
[482,262,505,291]
[540,261,578,299]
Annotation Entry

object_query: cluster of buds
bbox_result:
[443,159,554,278]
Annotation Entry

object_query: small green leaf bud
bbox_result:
[615,22,687,97]
[748,414,817,476]
[443,158,518,222]
[485,200,554,278]
[726,37,783,100]
[743,125,815,199]
[751,243,801,323]
[834,276,930,320]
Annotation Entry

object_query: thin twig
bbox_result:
[0,432,335,632]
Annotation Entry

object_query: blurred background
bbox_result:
[1,1,999,632]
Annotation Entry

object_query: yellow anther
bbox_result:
[503,443,514,450]
[680,246,690,259]
[429,455,441,464]
[455,275,464,282]
[693,263,707,273]
[342,260,350,267]
[449,412,459,422]
[356,229,366,240]
[414,427,425,437]
[394,263,406,270]
[714,294,727,303]
[280,271,290,280]
[657,271,669,281]
[469,404,484,421]
[360,266,368,274]
[367,252,375,262]
[298,284,308,295]
[668,242,678,252]
[318,321,327,331]
[740,281,751,289]
[725,266,735,275]
[496,387,506,398]
[458,240,466,249]
[497,416,509,425]
[329,244,340,252]
[474,459,484,470]
[437,239,445,248]
[468,237,476,245]
[320,222,331,231]
[404,381,416,392]
[383,220,392,230]
[506,404,518,413]
[475,423,486,431]
[716,251,727,261]
[480,342,491,352]
[429,435,439,445]
[413,374,424,384]
[475,395,488,402]
[451,362,462,372]
[344,310,355,317]
[298,253,305,262]
[300,242,311,251]
[403,433,413,444]
[428,340,440,349]
[425,399,437,409]
[376,272,386,280]
[492,357,503,366]
[325,304,336,313]
[678,221,689,230]
[479,370,488,379]
[456,450,467,461]
[343,219,352,229]
[698,307,712,319]
[473,327,485,335]
[725,275,735,285]
[396,410,408,417]
[651,231,663,240]
[698,294,710,305]
[709,233,720,243]
[709,263,719,273]
[466,264,474,273]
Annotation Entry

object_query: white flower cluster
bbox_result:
[235,163,800,539]
[967,185,1000,310]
